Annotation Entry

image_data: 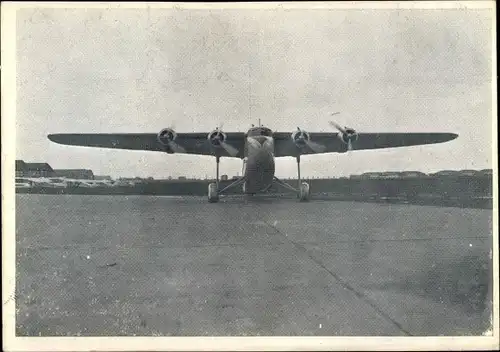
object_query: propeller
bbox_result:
[295,127,326,153]
[328,116,357,151]
[211,124,239,157]
[158,124,186,153]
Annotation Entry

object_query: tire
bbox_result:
[208,183,219,203]
[299,182,310,202]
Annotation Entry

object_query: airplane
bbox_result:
[47,117,458,203]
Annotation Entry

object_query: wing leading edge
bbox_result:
[47,133,246,158]
[273,132,458,157]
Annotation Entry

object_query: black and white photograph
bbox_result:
[2,1,498,351]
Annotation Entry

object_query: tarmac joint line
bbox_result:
[261,219,413,336]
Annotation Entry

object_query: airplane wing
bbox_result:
[273,132,458,157]
[47,132,247,158]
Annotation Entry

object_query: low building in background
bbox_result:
[479,169,493,175]
[53,169,95,180]
[351,171,428,179]
[459,169,478,176]
[378,172,402,179]
[431,170,459,177]
[359,172,401,179]
[15,160,27,177]
[400,171,427,178]
[16,160,55,178]
[94,175,113,181]
[359,172,381,179]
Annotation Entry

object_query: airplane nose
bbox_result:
[253,136,268,145]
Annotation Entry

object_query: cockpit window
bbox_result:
[247,127,273,137]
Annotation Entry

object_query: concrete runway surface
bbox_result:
[15,194,493,336]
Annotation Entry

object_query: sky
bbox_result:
[15,5,494,179]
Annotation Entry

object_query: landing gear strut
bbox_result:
[207,156,221,203]
[296,154,310,202]
[208,156,246,203]
[272,154,310,202]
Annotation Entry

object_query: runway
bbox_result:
[15,195,493,336]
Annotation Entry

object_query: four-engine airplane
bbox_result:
[48,117,458,203]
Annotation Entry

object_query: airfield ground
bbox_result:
[15,195,493,336]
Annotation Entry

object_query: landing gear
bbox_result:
[299,181,310,202]
[296,155,310,202]
[208,182,219,203]
[207,155,246,203]
[272,154,310,202]
[207,156,221,203]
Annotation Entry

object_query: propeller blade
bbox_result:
[168,122,177,132]
[170,141,186,153]
[220,141,239,157]
[327,115,357,151]
[305,140,326,153]
[328,121,347,134]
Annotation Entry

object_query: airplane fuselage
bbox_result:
[242,127,276,194]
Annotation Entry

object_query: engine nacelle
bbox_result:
[337,127,358,145]
[208,129,227,148]
[157,128,177,146]
[291,129,310,148]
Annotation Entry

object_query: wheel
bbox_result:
[208,183,219,203]
[299,182,310,202]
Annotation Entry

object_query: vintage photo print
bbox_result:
[2,1,498,351]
